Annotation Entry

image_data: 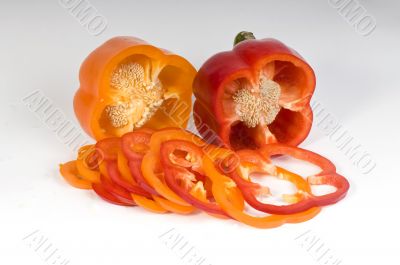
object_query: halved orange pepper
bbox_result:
[74,36,196,140]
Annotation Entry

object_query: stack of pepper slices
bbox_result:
[60,32,349,229]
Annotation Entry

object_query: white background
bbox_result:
[1,0,399,264]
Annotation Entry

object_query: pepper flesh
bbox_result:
[141,128,207,206]
[59,161,92,190]
[193,32,315,150]
[202,149,321,229]
[226,144,349,215]
[121,128,196,214]
[160,140,230,216]
[74,36,196,140]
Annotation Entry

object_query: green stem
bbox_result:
[233,31,256,46]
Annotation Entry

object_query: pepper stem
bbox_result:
[233,31,256,46]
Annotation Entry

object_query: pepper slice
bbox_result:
[131,194,168,214]
[193,31,315,150]
[95,137,121,161]
[225,144,349,215]
[121,128,154,161]
[75,145,101,183]
[92,182,136,206]
[259,144,349,206]
[121,128,159,194]
[141,128,207,206]
[202,148,321,229]
[74,36,196,140]
[259,144,336,175]
[122,128,195,214]
[59,161,92,190]
[107,161,152,198]
[99,174,137,205]
[160,140,228,216]
[117,150,137,185]
[117,151,170,213]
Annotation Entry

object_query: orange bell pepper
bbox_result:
[74,36,196,140]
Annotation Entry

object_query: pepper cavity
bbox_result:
[105,61,164,130]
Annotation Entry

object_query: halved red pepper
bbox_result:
[193,31,315,150]
[225,144,349,215]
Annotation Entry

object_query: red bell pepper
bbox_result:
[193,31,315,150]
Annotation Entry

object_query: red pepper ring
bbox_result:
[259,143,348,205]
[121,129,154,161]
[202,150,320,229]
[120,129,160,195]
[128,160,159,196]
[224,145,349,215]
[95,174,137,206]
[106,161,153,199]
[95,137,121,161]
[259,143,336,175]
[307,173,350,206]
[92,182,136,206]
[160,140,228,216]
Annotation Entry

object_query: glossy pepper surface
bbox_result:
[74,36,196,140]
[193,32,315,150]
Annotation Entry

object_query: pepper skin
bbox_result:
[160,140,229,216]
[141,128,207,206]
[202,148,321,229]
[226,144,349,215]
[193,32,315,150]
